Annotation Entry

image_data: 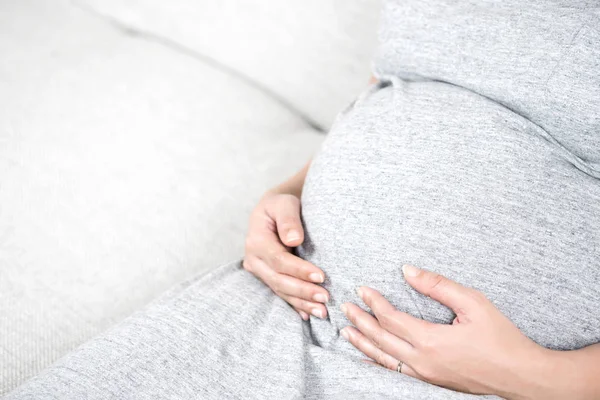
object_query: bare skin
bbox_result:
[243,160,329,320]
[340,265,600,399]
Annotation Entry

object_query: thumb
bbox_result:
[272,195,304,247]
[402,264,481,316]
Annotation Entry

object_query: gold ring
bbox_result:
[396,360,403,374]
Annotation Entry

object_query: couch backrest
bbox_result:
[77,0,381,130]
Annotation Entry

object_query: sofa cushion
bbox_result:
[0,0,323,393]
[76,0,382,129]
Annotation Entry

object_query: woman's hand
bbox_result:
[340,265,556,399]
[243,191,329,320]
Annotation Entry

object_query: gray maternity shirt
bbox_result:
[7,0,600,399]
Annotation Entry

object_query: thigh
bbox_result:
[6,261,307,399]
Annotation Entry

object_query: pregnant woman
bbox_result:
[7,0,600,399]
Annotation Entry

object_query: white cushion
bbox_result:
[0,0,323,393]
[77,0,382,129]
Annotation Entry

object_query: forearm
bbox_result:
[268,159,311,198]
[507,343,600,400]
[547,342,600,399]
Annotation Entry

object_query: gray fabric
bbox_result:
[5,261,483,399]
[6,0,600,399]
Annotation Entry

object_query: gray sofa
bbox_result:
[0,0,379,394]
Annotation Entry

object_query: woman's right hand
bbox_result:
[243,191,329,320]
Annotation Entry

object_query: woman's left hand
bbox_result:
[340,264,554,399]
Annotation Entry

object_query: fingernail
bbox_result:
[309,272,324,283]
[340,303,348,314]
[313,293,328,303]
[402,264,420,277]
[340,328,349,340]
[286,230,300,242]
[299,311,309,320]
[311,308,324,319]
[356,287,364,299]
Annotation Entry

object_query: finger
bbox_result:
[340,326,404,371]
[361,359,384,368]
[282,294,327,319]
[250,256,329,303]
[242,258,253,273]
[273,271,329,303]
[402,264,484,316]
[361,359,419,379]
[341,303,415,363]
[268,250,325,284]
[246,231,325,284]
[293,307,309,321]
[266,194,304,247]
[357,286,431,343]
[399,363,418,378]
[247,257,327,317]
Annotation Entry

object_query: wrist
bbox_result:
[496,346,557,400]
[268,160,310,199]
[501,347,575,400]
[265,184,301,199]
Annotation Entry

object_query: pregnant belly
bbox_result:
[297,80,600,351]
